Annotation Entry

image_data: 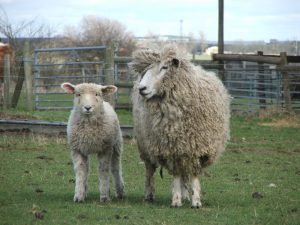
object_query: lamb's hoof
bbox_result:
[100,196,111,203]
[74,195,85,203]
[191,202,202,209]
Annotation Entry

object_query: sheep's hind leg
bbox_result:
[111,147,124,199]
[144,161,156,202]
[191,176,202,208]
[171,176,182,207]
[98,153,111,202]
[72,151,89,203]
[181,175,190,202]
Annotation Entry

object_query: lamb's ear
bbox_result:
[172,58,180,68]
[61,82,75,94]
[101,85,117,96]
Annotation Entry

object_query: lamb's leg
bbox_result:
[171,176,182,207]
[72,151,89,202]
[144,160,156,202]
[191,176,202,208]
[111,146,124,199]
[97,153,111,202]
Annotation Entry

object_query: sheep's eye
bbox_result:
[95,93,100,96]
[75,93,80,97]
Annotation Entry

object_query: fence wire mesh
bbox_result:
[1,46,300,113]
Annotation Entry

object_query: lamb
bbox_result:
[61,82,124,203]
[130,45,230,208]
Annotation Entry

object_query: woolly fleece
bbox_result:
[131,45,231,176]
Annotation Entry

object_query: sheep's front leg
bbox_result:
[171,176,182,207]
[72,151,89,202]
[191,176,202,208]
[97,153,111,202]
[111,148,124,199]
[144,160,156,202]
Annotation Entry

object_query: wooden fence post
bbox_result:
[257,51,266,109]
[24,41,34,111]
[3,53,11,109]
[11,61,25,108]
[104,43,115,107]
[280,52,292,113]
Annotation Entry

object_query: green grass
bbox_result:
[1,92,133,124]
[0,116,299,225]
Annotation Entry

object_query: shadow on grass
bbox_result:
[26,190,178,208]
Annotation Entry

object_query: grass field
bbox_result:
[0,109,299,224]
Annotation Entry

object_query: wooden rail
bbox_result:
[212,51,300,113]
[212,53,282,65]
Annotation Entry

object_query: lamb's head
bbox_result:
[61,82,117,115]
[138,55,180,99]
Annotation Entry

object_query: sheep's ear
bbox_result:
[172,58,180,68]
[101,85,117,96]
[61,82,75,94]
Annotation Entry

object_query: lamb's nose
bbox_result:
[139,86,147,95]
[84,106,92,111]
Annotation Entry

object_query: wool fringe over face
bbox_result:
[130,44,231,207]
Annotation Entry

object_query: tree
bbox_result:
[62,15,136,56]
[0,6,55,55]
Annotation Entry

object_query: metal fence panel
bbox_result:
[33,48,300,113]
[34,46,107,110]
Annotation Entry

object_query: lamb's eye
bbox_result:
[95,93,100,96]
[75,93,80,97]
[160,66,168,71]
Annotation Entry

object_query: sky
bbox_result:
[1,0,300,42]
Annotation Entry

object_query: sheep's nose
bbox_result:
[139,86,147,95]
[84,106,92,111]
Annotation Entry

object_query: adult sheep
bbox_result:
[61,82,124,203]
[130,45,230,208]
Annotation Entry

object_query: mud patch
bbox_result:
[0,112,38,120]
[259,117,300,128]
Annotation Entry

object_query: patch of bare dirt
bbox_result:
[259,117,300,128]
[0,112,38,120]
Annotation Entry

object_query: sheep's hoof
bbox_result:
[145,192,154,202]
[145,198,154,203]
[116,194,124,200]
[100,197,111,203]
[145,194,155,203]
[170,202,182,208]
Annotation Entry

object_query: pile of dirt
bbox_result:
[259,117,300,128]
[0,112,38,120]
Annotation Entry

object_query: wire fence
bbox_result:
[1,44,300,114]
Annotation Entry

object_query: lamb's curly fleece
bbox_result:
[64,83,124,203]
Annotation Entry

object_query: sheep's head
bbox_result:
[61,82,117,115]
[138,57,180,99]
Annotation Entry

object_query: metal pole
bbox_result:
[218,0,224,55]
[218,0,225,81]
